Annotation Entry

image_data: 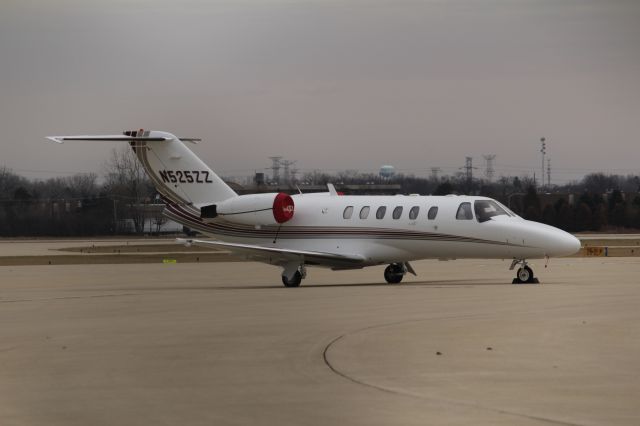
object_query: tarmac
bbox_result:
[0,239,639,425]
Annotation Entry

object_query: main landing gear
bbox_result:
[384,262,417,284]
[510,259,539,284]
[280,262,418,287]
[281,263,306,288]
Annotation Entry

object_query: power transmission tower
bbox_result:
[269,156,282,185]
[463,157,474,182]
[282,160,297,185]
[540,137,546,188]
[483,154,496,181]
[430,167,441,181]
[460,157,477,193]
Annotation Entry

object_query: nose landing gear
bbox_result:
[510,259,539,284]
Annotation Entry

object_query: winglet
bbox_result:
[46,136,65,144]
[327,183,338,196]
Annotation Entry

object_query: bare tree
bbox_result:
[152,209,168,234]
[0,166,28,199]
[103,146,153,234]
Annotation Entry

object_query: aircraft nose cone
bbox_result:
[552,231,581,257]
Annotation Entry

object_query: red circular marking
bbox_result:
[273,193,294,223]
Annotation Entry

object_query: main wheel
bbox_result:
[516,266,534,283]
[282,271,302,287]
[384,264,404,284]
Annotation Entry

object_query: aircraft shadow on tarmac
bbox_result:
[91,279,511,292]
[288,279,508,289]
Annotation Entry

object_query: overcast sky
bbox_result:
[1,0,639,184]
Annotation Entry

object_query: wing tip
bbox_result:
[46,136,64,144]
[175,238,193,247]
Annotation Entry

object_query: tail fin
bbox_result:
[47,130,237,206]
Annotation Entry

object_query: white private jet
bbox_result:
[48,130,581,287]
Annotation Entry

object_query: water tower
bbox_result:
[379,165,395,178]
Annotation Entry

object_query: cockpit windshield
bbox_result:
[474,200,510,223]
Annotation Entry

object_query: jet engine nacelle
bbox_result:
[208,193,294,226]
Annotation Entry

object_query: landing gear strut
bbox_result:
[510,259,539,284]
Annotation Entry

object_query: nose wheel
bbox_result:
[510,259,539,284]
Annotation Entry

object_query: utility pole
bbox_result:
[547,158,551,188]
[483,154,496,181]
[540,137,546,189]
[112,199,118,234]
[269,156,282,185]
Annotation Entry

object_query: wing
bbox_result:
[177,238,366,268]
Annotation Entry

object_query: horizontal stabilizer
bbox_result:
[47,135,169,144]
[46,133,201,144]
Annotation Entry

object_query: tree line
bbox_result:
[302,170,640,232]
[1,150,639,236]
[0,148,157,237]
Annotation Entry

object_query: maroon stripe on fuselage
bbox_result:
[164,202,514,246]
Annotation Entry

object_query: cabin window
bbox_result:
[343,206,354,219]
[392,206,403,220]
[409,206,420,220]
[427,206,438,220]
[456,202,473,220]
[474,200,509,223]
[376,206,387,219]
[360,206,370,219]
